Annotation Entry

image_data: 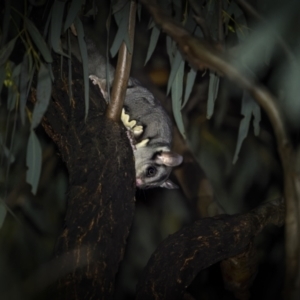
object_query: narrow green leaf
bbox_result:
[20,53,30,125]
[110,2,131,57]
[25,18,53,63]
[144,26,160,66]
[113,7,122,26]
[0,134,15,164]
[171,59,186,138]
[26,65,36,100]
[43,5,52,38]
[112,0,129,14]
[0,37,17,66]
[252,100,261,136]
[51,0,68,56]
[31,63,52,129]
[26,130,42,195]
[207,71,220,119]
[166,36,174,64]
[74,17,89,121]
[233,91,255,164]
[147,18,155,30]
[47,63,55,82]
[167,50,183,95]
[182,67,197,108]
[0,202,7,229]
[63,0,84,32]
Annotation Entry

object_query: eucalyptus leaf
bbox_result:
[252,101,261,136]
[167,50,183,95]
[207,71,220,119]
[172,59,186,138]
[233,91,260,163]
[182,67,197,108]
[110,2,131,57]
[0,202,7,229]
[64,0,83,32]
[26,130,42,195]
[74,17,89,121]
[0,37,17,66]
[166,36,175,65]
[20,53,30,125]
[25,18,53,63]
[26,65,36,100]
[144,26,160,66]
[113,4,123,26]
[51,0,68,56]
[31,63,52,129]
[112,0,129,14]
[147,18,155,30]
[43,5,52,38]
[47,63,55,82]
[0,134,15,164]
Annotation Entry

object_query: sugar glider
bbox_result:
[70,33,183,189]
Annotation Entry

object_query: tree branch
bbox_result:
[136,199,284,299]
[106,0,137,121]
[139,2,300,297]
[39,53,136,299]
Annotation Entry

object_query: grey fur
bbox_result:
[69,33,183,189]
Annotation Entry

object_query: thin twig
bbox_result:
[106,1,136,121]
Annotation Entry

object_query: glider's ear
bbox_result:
[155,151,183,167]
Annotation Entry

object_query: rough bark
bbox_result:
[136,199,284,299]
[37,54,136,299]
